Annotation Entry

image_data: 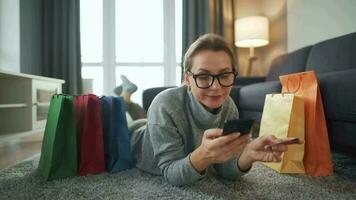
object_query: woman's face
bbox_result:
[184,50,234,111]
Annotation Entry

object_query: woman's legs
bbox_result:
[113,75,147,120]
[128,118,147,133]
[125,100,147,120]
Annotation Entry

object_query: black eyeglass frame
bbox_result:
[187,70,238,89]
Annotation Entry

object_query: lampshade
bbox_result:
[234,16,269,48]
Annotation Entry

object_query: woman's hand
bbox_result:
[190,128,251,173]
[238,135,288,171]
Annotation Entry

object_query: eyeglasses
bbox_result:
[187,70,237,89]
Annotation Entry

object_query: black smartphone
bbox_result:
[222,119,254,135]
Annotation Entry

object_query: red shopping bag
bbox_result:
[74,94,106,175]
[279,71,333,176]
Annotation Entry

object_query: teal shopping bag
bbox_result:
[38,95,77,180]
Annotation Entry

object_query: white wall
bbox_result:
[0,0,20,72]
[287,0,356,52]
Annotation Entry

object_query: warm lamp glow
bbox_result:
[234,16,269,76]
[234,16,269,48]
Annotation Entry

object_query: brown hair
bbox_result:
[183,33,236,73]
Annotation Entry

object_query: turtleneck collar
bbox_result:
[186,87,224,129]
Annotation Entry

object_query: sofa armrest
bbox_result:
[234,76,266,86]
[142,86,175,111]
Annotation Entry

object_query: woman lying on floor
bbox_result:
[115,34,288,186]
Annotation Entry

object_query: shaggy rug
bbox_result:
[0,153,356,200]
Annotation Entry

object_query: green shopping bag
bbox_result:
[38,95,78,180]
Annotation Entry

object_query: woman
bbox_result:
[129,33,288,186]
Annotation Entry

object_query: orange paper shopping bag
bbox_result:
[279,71,333,176]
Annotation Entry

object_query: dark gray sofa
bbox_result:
[232,45,312,121]
[142,32,356,158]
[233,32,356,157]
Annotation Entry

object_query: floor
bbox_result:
[0,130,43,170]
[1,128,355,183]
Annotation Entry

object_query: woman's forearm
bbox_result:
[238,148,254,171]
[189,146,211,173]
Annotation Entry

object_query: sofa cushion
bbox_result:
[234,77,266,86]
[237,81,281,112]
[229,86,241,108]
[318,69,356,122]
[306,32,356,74]
[266,46,311,81]
[239,110,264,124]
[328,120,356,157]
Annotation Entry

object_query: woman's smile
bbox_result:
[205,94,224,102]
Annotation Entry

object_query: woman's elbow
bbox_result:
[163,173,189,186]
[162,170,195,186]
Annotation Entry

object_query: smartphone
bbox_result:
[222,119,254,135]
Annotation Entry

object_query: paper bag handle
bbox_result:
[286,75,302,93]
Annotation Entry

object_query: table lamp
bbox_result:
[235,16,269,76]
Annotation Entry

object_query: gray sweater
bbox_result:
[130,86,249,186]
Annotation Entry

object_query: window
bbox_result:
[80,0,182,104]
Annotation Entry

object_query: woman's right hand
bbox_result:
[190,128,251,173]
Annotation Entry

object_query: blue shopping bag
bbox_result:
[100,96,134,173]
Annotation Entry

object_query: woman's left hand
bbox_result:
[238,135,288,171]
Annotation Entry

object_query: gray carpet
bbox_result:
[1,154,356,200]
